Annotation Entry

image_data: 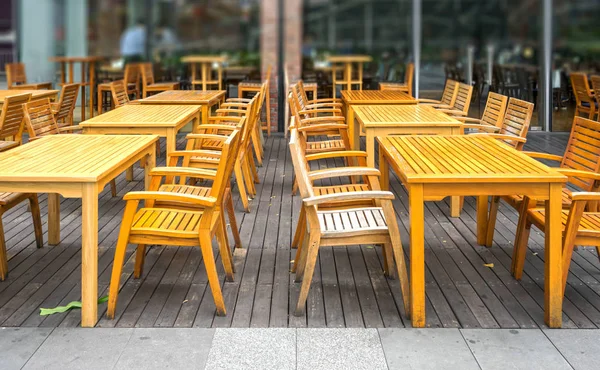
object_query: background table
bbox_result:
[181,55,227,90]
[0,134,157,327]
[378,135,567,328]
[327,55,372,92]
[139,90,225,126]
[0,89,58,108]
[80,104,201,155]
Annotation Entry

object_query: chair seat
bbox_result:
[0,192,27,206]
[318,207,388,237]
[131,207,206,238]
[305,140,347,153]
[147,82,179,90]
[528,209,600,238]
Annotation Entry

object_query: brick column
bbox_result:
[261,0,279,132]
[284,0,303,84]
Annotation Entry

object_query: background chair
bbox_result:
[140,63,179,98]
[5,63,52,90]
[51,83,80,127]
[0,93,31,143]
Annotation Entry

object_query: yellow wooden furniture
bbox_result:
[289,127,409,316]
[0,93,31,143]
[433,82,474,117]
[342,89,417,148]
[97,63,141,114]
[0,134,158,326]
[0,90,58,109]
[454,92,508,130]
[52,83,80,127]
[570,72,596,120]
[487,117,600,247]
[0,134,43,281]
[5,63,52,90]
[109,80,132,107]
[327,55,373,94]
[50,56,104,120]
[140,63,179,98]
[238,65,272,136]
[591,75,600,118]
[290,83,343,120]
[107,130,240,319]
[379,63,415,96]
[378,135,567,328]
[181,55,227,91]
[140,90,226,128]
[80,104,200,156]
[417,79,459,107]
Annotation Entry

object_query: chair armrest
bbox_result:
[463,124,500,132]
[436,109,467,116]
[194,125,239,132]
[216,108,247,115]
[300,116,346,124]
[57,125,82,133]
[417,98,441,104]
[123,191,217,207]
[304,102,343,109]
[570,192,600,202]
[50,103,60,113]
[298,123,348,132]
[308,167,380,181]
[303,190,394,206]
[471,133,527,143]
[522,152,563,162]
[168,150,222,160]
[150,166,217,180]
[299,108,341,115]
[557,169,600,182]
[186,133,230,141]
[305,151,367,162]
[226,98,252,103]
[455,117,483,124]
[307,98,342,104]
[220,102,249,108]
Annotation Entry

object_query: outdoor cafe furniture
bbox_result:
[110,80,135,108]
[139,90,226,127]
[5,62,53,90]
[238,65,272,136]
[0,89,58,110]
[0,93,31,143]
[453,92,508,131]
[289,127,409,317]
[52,83,80,127]
[342,89,417,147]
[327,55,373,93]
[107,130,240,320]
[97,63,141,114]
[377,135,567,328]
[49,56,104,120]
[486,117,600,250]
[140,63,179,98]
[181,55,227,91]
[591,75,600,120]
[79,104,201,156]
[432,82,473,117]
[0,134,158,327]
[570,72,596,120]
[418,79,459,107]
[379,62,415,97]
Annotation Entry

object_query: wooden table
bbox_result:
[0,89,59,108]
[139,90,225,126]
[0,134,158,327]
[352,104,462,167]
[342,90,417,150]
[327,55,373,92]
[50,56,105,120]
[80,105,201,156]
[378,135,567,328]
[181,55,227,91]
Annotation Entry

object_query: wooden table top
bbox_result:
[50,56,105,63]
[353,105,461,128]
[139,90,225,105]
[342,90,416,104]
[0,135,158,182]
[327,55,373,63]
[181,55,227,63]
[0,90,59,102]
[80,105,200,127]
[378,135,567,184]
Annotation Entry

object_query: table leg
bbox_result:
[379,151,389,190]
[409,184,425,327]
[145,147,157,191]
[89,62,95,118]
[366,130,375,168]
[450,197,462,217]
[81,183,98,327]
[476,195,488,245]
[166,129,177,158]
[202,105,209,126]
[545,183,563,328]
[97,87,102,115]
[81,64,86,121]
[126,167,134,181]
[48,193,60,245]
[347,105,358,151]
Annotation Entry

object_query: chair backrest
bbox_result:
[140,63,155,86]
[5,63,27,87]
[54,83,80,124]
[23,98,60,138]
[210,129,242,203]
[264,65,273,84]
[499,97,534,150]
[404,63,414,96]
[124,63,141,85]
[288,126,315,201]
[110,80,130,107]
[481,92,509,128]
[0,93,31,140]
[441,79,459,106]
[452,82,474,115]
[561,117,600,191]
[570,72,595,107]
[591,75,600,106]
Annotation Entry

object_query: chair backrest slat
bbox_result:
[54,83,80,125]
[289,125,315,200]
[404,63,414,96]
[441,79,459,106]
[591,75,600,108]
[124,63,141,85]
[570,72,595,106]
[499,97,534,150]
[210,129,242,204]
[481,92,508,127]
[0,93,31,140]
[23,99,60,138]
[141,63,155,86]
[110,80,130,107]
[561,117,600,190]
[452,82,474,114]
[5,63,27,87]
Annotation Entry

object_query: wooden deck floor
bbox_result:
[3,132,600,329]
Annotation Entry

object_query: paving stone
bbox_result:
[462,329,572,370]
[23,328,133,370]
[297,328,387,370]
[379,328,479,370]
[204,328,296,370]
[544,329,600,370]
[114,328,215,370]
[0,327,53,370]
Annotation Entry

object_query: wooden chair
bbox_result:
[97,63,141,114]
[5,63,52,90]
[23,99,118,197]
[290,83,343,122]
[238,65,272,136]
[51,83,80,127]
[110,80,132,107]
[486,117,600,247]
[140,63,179,98]
[570,72,597,120]
[298,80,341,106]
[0,134,43,281]
[379,63,415,96]
[0,93,31,143]
[107,130,241,318]
[433,82,474,117]
[455,92,508,130]
[417,79,459,107]
[591,75,600,119]
[289,127,409,316]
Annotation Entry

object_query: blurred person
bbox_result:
[120,19,146,63]
[154,23,180,56]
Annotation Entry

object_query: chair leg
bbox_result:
[382,243,395,279]
[0,217,7,281]
[199,232,226,316]
[247,151,260,184]
[28,195,44,249]
[291,207,306,249]
[266,86,271,136]
[383,204,410,316]
[225,191,242,249]
[251,130,263,167]
[294,230,310,279]
[134,244,146,278]
[295,233,320,316]
[292,178,299,196]
[234,163,250,212]
[110,180,117,197]
[241,158,256,197]
[216,221,235,282]
[512,218,532,280]
[485,196,500,247]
